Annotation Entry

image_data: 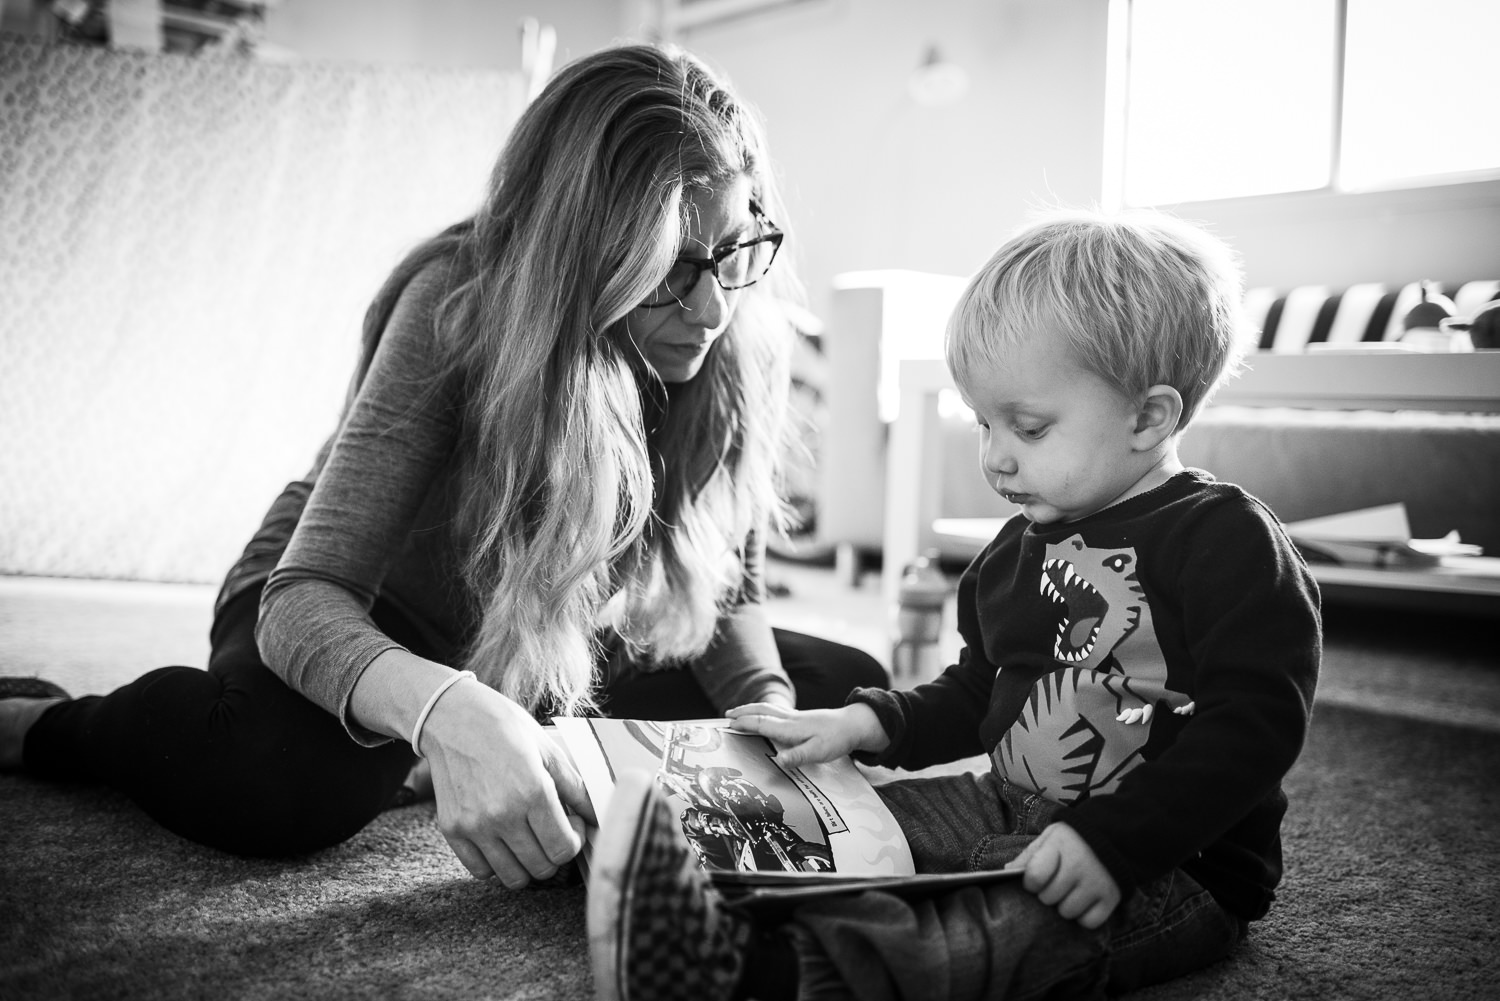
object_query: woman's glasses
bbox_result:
[638,209,783,309]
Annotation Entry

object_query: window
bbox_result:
[1105,0,1500,206]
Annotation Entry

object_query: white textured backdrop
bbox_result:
[0,36,523,582]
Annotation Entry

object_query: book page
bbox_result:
[554,717,914,878]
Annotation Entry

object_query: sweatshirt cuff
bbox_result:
[846,686,910,767]
[1053,806,1141,901]
[336,642,409,748]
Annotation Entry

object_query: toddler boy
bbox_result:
[587,208,1321,1001]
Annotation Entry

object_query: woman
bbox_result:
[0,43,886,888]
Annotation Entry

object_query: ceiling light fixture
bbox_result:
[908,44,969,107]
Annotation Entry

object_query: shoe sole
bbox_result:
[586,769,657,1001]
[0,677,71,701]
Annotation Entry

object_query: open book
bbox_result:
[551,717,1022,906]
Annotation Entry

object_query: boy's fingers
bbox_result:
[1036,872,1072,907]
[726,703,796,721]
[1021,840,1061,895]
[1078,899,1114,929]
[733,715,802,744]
[1054,885,1090,919]
[725,712,780,736]
[769,738,819,769]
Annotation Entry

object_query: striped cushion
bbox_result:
[1251,280,1499,350]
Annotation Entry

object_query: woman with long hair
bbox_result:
[0,43,886,886]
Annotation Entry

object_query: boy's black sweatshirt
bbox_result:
[854,470,1321,920]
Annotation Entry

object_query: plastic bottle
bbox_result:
[891,549,948,679]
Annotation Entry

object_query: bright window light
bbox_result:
[1340,0,1500,190]
[1112,0,1500,205]
[1122,0,1337,205]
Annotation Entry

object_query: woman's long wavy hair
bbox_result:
[351,44,794,716]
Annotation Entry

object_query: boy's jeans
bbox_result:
[785,770,1246,1001]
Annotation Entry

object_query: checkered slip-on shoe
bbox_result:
[588,769,752,1001]
[0,677,71,702]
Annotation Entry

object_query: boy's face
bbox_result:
[958,329,1156,526]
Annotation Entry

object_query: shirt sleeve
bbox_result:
[848,546,999,768]
[686,529,795,712]
[212,444,325,620]
[256,266,460,745]
[1056,498,1320,899]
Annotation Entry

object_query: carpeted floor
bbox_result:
[2,570,1498,999]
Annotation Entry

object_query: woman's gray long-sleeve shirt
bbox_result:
[218,264,792,745]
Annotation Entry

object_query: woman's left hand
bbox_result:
[421,680,597,888]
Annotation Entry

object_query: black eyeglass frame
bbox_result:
[636,206,784,309]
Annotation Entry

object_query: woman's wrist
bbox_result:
[411,670,477,755]
[347,647,465,745]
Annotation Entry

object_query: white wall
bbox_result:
[0,0,625,72]
[671,0,1500,315]
[261,0,622,72]
[9,0,1496,302]
[670,0,1108,325]
[259,0,1500,314]
[0,36,527,583]
[1176,180,1500,292]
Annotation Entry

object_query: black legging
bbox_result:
[23,585,887,858]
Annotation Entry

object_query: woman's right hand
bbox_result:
[419,679,597,887]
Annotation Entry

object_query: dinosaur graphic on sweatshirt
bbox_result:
[994,534,1194,804]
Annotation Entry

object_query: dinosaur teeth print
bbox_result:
[1055,618,1101,664]
[1042,557,1107,663]
[997,534,1187,805]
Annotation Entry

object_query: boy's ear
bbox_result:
[1131,384,1183,449]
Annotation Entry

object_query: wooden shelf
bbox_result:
[1310,558,1500,617]
[931,515,1500,619]
[1214,351,1500,412]
[886,354,1500,616]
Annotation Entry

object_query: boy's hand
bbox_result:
[1006,822,1121,929]
[725,702,889,769]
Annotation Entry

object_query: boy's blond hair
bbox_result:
[946,208,1248,431]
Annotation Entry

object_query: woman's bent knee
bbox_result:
[63,661,415,857]
[144,736,414,857]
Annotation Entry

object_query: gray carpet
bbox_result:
[1,781,591,999]
[2,576,1498,998]
[2,700,1496,999]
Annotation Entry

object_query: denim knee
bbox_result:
[788,882,1109,1001]
[878,771,1020,873]
[1105,870,1245,993]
